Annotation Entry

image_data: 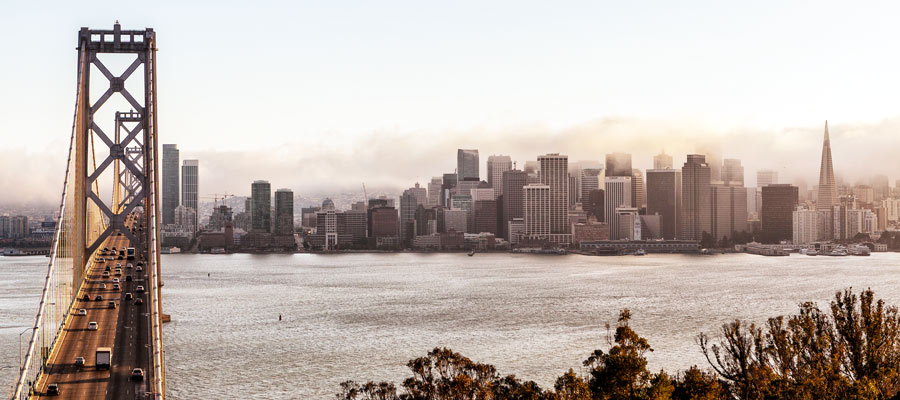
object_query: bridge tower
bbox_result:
[12,23,166,399]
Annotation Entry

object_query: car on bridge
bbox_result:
[131,368,144,381]
[82,294,91,301]
[134,298,143,306]
[126,275,133,281]
[113,283,120,291]
[113,278,120,283]
[103,271,110,277]
[136,285,144,292]
[108,301,116,309]
[95,295,103,301]
[136,266,143,272]
[74,356,85,366]
[77,308,86,316]
[46,383,60,395]
[125,292,133,300]
[88,322,98,331]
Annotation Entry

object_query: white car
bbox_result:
[77,309,87,316]
[102,271,110,277]
[135,266,143,272]
[88,322,98,331]
[112,278,119,283]
[100,283,106,289]
[135,285,144,293]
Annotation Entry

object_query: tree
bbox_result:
[583,309,653,399]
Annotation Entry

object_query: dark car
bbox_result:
[82,294,91,301]
[134,298,144,305]
[125,292,133,300]
[104,266,110,271]
[46,383,60,395]
[117,255,124,260]
[131,368,144,380]
[126,275,133,282]
[95,295,103,301]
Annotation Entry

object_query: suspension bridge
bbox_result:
[10,23,166,399]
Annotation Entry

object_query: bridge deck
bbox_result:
[33,215,155,399]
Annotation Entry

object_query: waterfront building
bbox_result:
[473,199,498,234]
[181,159,199,231]
[500,170,528,240]
[523,184,550,239]
[615,207,641,240]
[653,151,673,170]
[443,208,468,233]
[251,180,272,232]
[457,149,480,181]
[273,189,294,236]
[640,214,662,239]
[710,184,748,242]
[368,206,399,244]
[573,221,609,244]
[761,184,798,243]
[793,207,828,244]
[681,154,711,241]
[538,153,570,237]
[605,152,632,177]
[487,155,512,198]
[604,176,632,240]
[162,144,179,225]
[646,169,681,240]
[174,205,196,234]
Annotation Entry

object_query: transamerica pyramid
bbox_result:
[816,121,837,212]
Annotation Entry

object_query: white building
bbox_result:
[604,176,632,240]
[524,184,550,238]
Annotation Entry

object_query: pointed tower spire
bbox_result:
[816,120,837,215]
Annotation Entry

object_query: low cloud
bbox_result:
[3,116,899,206]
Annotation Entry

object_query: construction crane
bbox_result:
[201,193,235,208]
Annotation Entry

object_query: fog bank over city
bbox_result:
[2,115,898,206]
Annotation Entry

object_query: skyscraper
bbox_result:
[162,144,179,224]
[816,121,837,212]
[646,169,681,240]
[524,184,550,238]
[487,155,512,198]
[710,184,748,242]
[681,154,711,241]
[604,176,632,240]
[653,151,673,169]
[757,170,778,187]
[722,159,744,186]
[274,188,294,236]
[501,169,528,240]
[761,184,798,243]
[181,160,199,231]
[631,169,645,211]
[580,168,602,206]
[538,154,569,236]
[457,149,480,181]
[427,177,442,206]
[251,180,271,232]
[605,152,632,177]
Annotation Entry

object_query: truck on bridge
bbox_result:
[96,347,112,370]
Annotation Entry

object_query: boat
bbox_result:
[468,250,475,256]
[848,245,871,256]
[210,248,226,254]
[633,249,646,256]
[800,248,817,256]
[828,247,848,257]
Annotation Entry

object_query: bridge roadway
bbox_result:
[33,214,154,399]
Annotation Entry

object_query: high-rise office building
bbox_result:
[757,170,778,187]
[457,149,480,181]
[487,155,512,198]
[399,189,419,244]
[605,152,632,177]
[631,169,645,211]
[251,180,272,232]
[274,188,294,236]
[585,189,605,222]
[653,151,673,169]
[646,169,681,240]
[473,200,498,234]
[181,160,199,231]
[710,184,748,242]
[761,184,798,243]
[501,170,528,240]
[580,168,602,206]
[681,154,711,241]
[441,173,458,207]
[524,184,550,238]
[604,176,632,240]
[704,150,722,182]
[538,154,569,235]
[816,122,837,239]
[722,159,744,186]
[427,177,442,206]
[162,144,179,224]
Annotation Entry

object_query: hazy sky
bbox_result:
[2,1,900,204]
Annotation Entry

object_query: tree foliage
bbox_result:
[339,288,900,400]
